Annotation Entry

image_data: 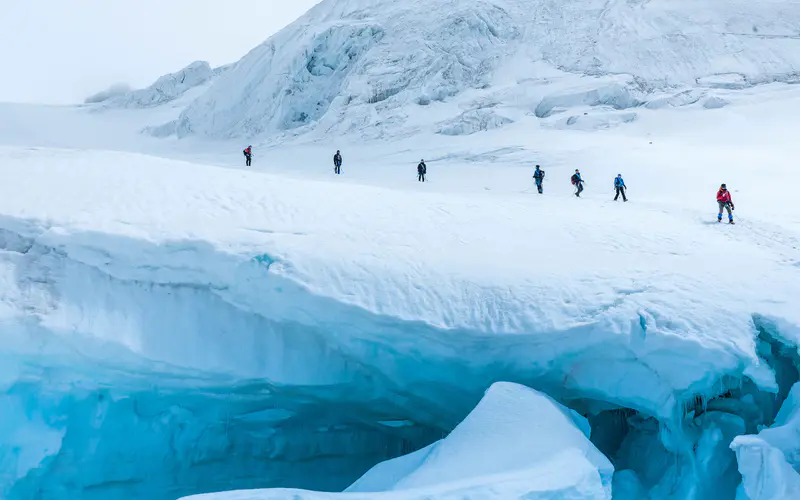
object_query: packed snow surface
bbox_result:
[181,382,613,499]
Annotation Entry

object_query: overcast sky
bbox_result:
[0,0,320,104]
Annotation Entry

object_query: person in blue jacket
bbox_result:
[532,165,545,194]
[571,169,584,197]
[614,174,627,202]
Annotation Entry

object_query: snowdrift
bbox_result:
[182,382,614,500]
[156,0,800,139]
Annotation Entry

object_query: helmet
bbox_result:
[617,174,622,177]
[721,183,727,189]
[575,169,579,172]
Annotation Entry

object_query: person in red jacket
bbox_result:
[717,183,735,224]
[243,145,252,167]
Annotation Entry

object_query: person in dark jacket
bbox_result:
[333,150,342,175]
[243,145,252,167]
[533,165,545,194]
[613,174,627,202]
[417,160,427,182]
[717,183,735,224]
[571,169,584,197]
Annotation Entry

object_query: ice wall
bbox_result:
[732,380,800,499]
[0,351,439,500]
[1,148,800,498]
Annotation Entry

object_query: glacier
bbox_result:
[153,0,800,140]
[2,0,800,498]
[0,130,799,498]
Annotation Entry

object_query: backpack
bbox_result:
[571,174,579,185]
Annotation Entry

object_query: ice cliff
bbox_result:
[152,0,800,139]
[1,145,800,498]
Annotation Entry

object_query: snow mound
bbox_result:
[102,61,222,108]
[436,109,512,136]
[731,382,800,499]
[347,382,613,494]
[155,0,800,139]
[703,96,730,110]
[181,382,613,500]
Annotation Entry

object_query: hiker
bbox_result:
[717,183,735,224]
[533,165,545,194]
[243,145,252,167]
[333,150,342,175]
[614,174,628,202]
[571,169,584,197]
[417,160,427,182]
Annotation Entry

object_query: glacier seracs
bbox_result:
[155,0,800,140]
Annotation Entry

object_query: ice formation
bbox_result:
[2,0,800,499]
[182,382,614,499]
[0,130,798,498]
[731,383,800,499]
[155,0,800,139]
[99,61,225,109]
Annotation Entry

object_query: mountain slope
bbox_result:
[156,0,800,139]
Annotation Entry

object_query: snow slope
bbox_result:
[182,382,614,500]
[156,0,800,139]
